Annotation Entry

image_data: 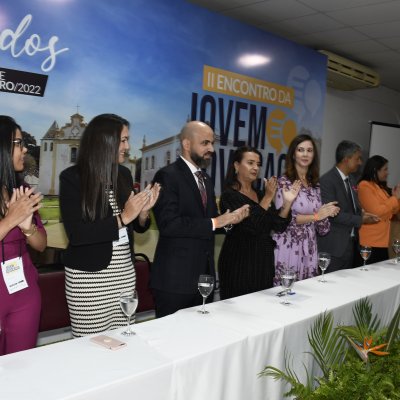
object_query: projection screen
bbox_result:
[369,121,400,188]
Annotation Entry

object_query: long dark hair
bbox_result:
[77,114,130,221]
[0,116,23,218]
[284,134,319,187]
[359,155,391,195]
[224,146,262,191]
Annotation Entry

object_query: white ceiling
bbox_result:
[189,0,400,93]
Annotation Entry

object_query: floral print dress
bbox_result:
[272,175,330,285]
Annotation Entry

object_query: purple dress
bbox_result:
[273,176,330,285]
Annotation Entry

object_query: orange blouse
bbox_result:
[358,180,400,247]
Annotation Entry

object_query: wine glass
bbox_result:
[392,239,400,264]
[119,290,138,336]
[280,268,296,305]
[359,246,371,271]
[198,274,214,314]
[318,252,331,282]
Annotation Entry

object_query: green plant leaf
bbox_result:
[307,311,347,378]
[337,298,382,343]
[259,298,400,398]
[259,350,314,398]
[354,298,381,336]
[259,350,300,384]
[386,304,400,351]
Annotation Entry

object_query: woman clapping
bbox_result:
[218,146,300,299]
[273,134,339,284]
[0,116,47,355]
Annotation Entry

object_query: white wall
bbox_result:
[320,86,400,174]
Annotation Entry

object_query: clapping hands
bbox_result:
[216,204,250,228]
[141,183,161,212]
[264,176,278,198]
[315,201,340,220]
[362,210,380,224]
[393,184,400,199]
[260,177,278,210]
[276,180,301,218]
[282,180,301,205]
[121,183,161,225]
[6,186,43,230]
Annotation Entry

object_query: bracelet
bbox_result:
[21,224,38,237]
[313,213,319,222]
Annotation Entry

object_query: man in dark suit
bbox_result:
[151,121,249,318]
[318,140,379,272]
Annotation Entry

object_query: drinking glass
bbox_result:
[198,274,214,314]
[392,239,400,264]
[359,246,371,271]
[119,290,138,336]
[318,252,331,282]
[280,269,296,305]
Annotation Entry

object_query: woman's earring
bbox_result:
[235,170,238,175]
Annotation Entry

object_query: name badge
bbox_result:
[113,227,129,247]
[1,256,28,294]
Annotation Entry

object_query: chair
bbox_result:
[134,253,155,313]
[37,253,154,332]
[37,267,71,332]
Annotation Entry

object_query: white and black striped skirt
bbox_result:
[65,243,136,337]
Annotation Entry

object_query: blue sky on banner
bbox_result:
[0,0,326,157]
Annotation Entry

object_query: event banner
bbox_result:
[0,0,327,195]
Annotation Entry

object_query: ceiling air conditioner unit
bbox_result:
[319,50,380,91]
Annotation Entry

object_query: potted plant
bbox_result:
[259,298,400,399]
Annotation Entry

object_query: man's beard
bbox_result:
[190,151,212,169]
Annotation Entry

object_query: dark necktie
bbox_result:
[195,171,207,210]
[344,178,356,214]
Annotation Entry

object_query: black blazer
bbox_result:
[59,165,149,271]
[317,167,362,258]
[151,157,219,294]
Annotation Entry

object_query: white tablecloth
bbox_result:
[1,260,400,400]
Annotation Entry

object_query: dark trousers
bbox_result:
[328,237,360,273]
[153,289,203,318]
[366,247,389,264]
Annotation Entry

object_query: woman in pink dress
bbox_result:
[0,116,47,355]
[273,134,339,284]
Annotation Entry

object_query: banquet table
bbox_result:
[1,259,400,400]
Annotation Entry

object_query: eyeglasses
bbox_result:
[12,138,26,148]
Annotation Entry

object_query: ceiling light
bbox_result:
[238,54,271,67]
